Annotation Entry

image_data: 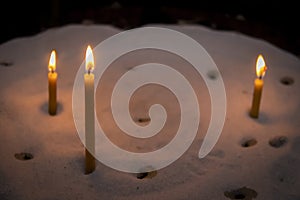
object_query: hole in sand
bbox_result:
[224,187,257,199]
[137,172,148,179]
[137,118,151,123]
[0,61,13,67]
[280,76,294,85]
[136,170,157,179]
[207,70,219,80]
[14,152,33,161]
[269,136,288,148]
[241,138,257,148]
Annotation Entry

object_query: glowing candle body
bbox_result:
[84,46,95,174]
[48,50,57,115]
[250,78,263,118]
[250,54,267,118]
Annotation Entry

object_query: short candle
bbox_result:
[250,54,267,118]
[48,50,57,115]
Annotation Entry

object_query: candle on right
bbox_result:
[250,54,268,118]
[48,50,57,115]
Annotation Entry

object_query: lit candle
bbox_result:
[48,50,57,115]
[250,54,267,118]
[84,45,95,174]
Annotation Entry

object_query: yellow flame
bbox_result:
[256,54,267,78]
[48,50,56,72]
[85,45,94,73]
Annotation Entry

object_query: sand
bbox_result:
[0,24,299,200]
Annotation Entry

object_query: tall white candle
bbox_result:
[84,45,95,174]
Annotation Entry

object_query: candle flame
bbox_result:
[85,45,94,73]
[256,54,267,78]
[48,50,56,72]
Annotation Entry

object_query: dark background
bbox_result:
[0,0,299,56]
